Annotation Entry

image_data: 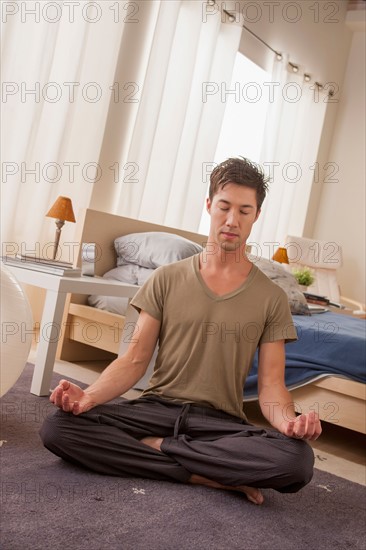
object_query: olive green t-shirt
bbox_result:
[131,254,297,419]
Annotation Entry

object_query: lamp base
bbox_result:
[53,219,65,260]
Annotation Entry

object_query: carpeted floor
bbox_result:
[1,364,365,550]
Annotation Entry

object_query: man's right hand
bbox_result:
[50,379,94,415]
[49,311,160,415]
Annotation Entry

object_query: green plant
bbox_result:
[292,267,315,287]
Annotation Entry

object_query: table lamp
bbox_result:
[46,196,76,260]
[272,247,289,264]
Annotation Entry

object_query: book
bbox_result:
[15,254,74,268]
[303,292,329,306]
[303,292,345,309]
[2,256,81,277]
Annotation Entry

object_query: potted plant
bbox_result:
[292,266,315,290]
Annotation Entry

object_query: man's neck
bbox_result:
[198,243,253,296]
[200,241,251,272]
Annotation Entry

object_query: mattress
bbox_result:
[244,311,366,399]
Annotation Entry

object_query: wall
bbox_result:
[313,19,366,303]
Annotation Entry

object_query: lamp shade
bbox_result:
[46,196,76,222]
[272,247,289,264]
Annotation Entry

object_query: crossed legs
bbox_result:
[40,397,314,505]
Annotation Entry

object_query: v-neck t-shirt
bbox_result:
[130,254,297,419]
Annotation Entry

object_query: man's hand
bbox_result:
[48,311,160,416]
[280,411,322,441]
[50,380,94,415]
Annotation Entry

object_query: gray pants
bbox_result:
[40,395,314,492]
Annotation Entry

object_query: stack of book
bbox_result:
[2,254,81,277]
[303,292,345,313]
[303,292,330,306]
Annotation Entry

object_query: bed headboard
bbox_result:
[74,209,208,276]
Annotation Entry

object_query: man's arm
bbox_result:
[50,310,160,415]
[257,340,322,440]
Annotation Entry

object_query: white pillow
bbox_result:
[114,232,203,269]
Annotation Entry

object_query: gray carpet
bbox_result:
[1,364,365,550]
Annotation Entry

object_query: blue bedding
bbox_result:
[244,311,366,399]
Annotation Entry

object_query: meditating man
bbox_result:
[40,157,321,505]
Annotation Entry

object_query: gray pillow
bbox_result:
[87,294,129,316]
[103,264,138,285]
[114,232,203,269]
[87,265,155,316]
[101,264,155,286]
[250,256,311,316]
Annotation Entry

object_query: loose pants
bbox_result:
[40,396,314,492]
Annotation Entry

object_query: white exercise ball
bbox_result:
[1,264,33,396]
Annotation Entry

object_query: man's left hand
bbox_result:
[280,411,322,441]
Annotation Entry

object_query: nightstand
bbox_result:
[327,305,366,319]
[3,264,139,396]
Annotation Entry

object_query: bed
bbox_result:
[58,209,366,434]
[244,312,366,433]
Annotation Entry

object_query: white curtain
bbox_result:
[93,1,242,232]
[2,0,242,257]
[248,54,328,258]
[1,1,132,256]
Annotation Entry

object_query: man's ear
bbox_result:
[206,197,211,214]
[254,208,261,222]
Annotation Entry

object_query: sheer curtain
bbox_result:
[92,1,242,232]
[2,0,242,254]
[248,54,328,258]
[1,1,127,254]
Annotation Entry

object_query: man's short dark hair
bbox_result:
[209,157,269,210]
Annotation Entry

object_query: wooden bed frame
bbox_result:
[58,209,366,434]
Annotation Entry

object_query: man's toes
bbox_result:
[244,487,264,505]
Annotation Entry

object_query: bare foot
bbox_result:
[140,439,264,504]
[189,474,264,505]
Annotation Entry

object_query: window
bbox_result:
[198,52,271,235]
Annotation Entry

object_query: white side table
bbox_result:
[3,264,139,396]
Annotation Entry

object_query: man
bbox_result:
[40,157,321,505]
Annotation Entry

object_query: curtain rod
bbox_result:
[220,8,328,93]
[242,23,282,60]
